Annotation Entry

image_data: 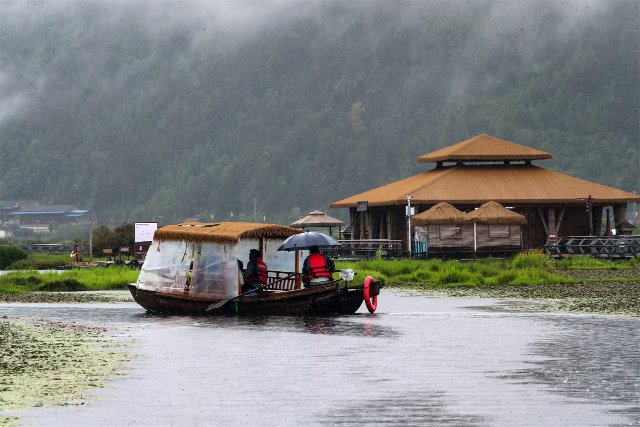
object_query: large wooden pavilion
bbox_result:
[331,134,640,250]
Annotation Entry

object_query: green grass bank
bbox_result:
[0,268,139,294]
[336,254,640,317]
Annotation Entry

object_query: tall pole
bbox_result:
[89,218,93,263]
[406,195,413,258]
[588,195,593,236]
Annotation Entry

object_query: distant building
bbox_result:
[0,200,96,236]
[331,134,640,250]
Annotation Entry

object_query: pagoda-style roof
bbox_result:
[290,210,344,228]
[417,134,552,163]
[331,164,640,207]
[465,201,527,225]
[154,222,302,244]
[412,202,466,225]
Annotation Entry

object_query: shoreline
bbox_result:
[0,268,638,317]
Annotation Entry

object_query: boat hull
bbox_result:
[128,283,366,316]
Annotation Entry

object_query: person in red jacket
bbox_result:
[242,249,268,294]
[302,246,335,287]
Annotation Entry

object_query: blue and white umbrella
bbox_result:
[276,232,342,251]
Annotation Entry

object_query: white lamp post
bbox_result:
[406,195,414,258]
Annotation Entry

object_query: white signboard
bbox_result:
[135,222,158,243]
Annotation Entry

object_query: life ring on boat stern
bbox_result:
[363,276,378,313]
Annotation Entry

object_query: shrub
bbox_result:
[0,246,28,269]
[511,252,553,270]
[39,279,88,292]
[7,254,71,270]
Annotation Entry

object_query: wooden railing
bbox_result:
[323,239,404,260]
[265,270,300,290]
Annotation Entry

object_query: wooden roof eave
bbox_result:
[333,197,640,208]
[418,154,552,163]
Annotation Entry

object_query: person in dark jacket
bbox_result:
[302,246,335,287]
[242,249,268,294]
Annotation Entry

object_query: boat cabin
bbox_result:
[136,222,304,299]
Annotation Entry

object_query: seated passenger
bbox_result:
[242,249,268,294]
[302,246,335,287]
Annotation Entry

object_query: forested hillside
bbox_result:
[1,0,638,224]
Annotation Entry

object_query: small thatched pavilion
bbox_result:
[290,210,344,236]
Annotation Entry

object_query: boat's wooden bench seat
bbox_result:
[265,271,300,291]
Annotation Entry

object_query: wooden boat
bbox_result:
[129,222,380,315]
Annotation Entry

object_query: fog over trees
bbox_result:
[0,0,638,224]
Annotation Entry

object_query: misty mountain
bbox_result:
[1,0,638,224]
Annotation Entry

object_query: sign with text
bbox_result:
[135,222,158,243]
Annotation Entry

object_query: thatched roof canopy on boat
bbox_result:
[290,210,344,228]
[465,201,527,225]
[154,222,303,244]
[412,202,466,225]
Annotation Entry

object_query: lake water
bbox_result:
[2,291,639,426]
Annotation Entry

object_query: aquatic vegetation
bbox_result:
[554,256,634,270]
[0,317,132,424]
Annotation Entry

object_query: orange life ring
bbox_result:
[363,276,377,313]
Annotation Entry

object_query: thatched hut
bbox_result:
[412,202,470,255]
[465,201,527,252]
[411,201,527,256]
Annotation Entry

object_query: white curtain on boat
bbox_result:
[137,240,239,299]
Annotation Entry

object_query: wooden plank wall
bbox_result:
[425,224,522,250]
[475,224,521,248]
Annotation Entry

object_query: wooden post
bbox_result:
[294,250,301,289]
[613,205,627,230]
[350,209,356,242]
[537,208,550,237]
[473,222,477,253]
[556,208,566,236]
